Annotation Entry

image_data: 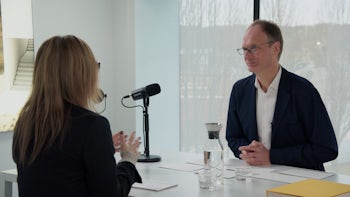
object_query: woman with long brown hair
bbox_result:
[13,35,142,197]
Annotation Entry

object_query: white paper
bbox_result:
[253,172,307,183]
[223,170,237,178]
[226,166,276,175]
[132,180,178,191]
[224,157,244,166]
[160,162,203,172]
[186,159,203,166]
[278,168,335,179]
[223,158,241,166]
[186,157,239,166]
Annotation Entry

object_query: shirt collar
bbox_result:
[269,66,282,91]
[254,66,282,91]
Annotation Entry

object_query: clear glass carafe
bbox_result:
[203,122,224,185]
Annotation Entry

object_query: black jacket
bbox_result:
[16,105,141,197]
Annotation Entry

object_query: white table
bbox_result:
[130,152,350,197]
[2,151,350,197]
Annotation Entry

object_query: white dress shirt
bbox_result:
[254,67,282,150]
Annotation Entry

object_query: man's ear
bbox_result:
[272,41,281,57]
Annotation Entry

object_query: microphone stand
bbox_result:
[137,96,161,162]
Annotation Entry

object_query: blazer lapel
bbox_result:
[246,76,259,140]
[272,68,291,132]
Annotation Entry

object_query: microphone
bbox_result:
[123,83,161,100]
[120,83,161,162]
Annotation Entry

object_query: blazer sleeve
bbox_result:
[84,116,142,197]
[226,80,258,159]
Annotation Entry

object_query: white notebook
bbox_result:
[278,168,335,179]
[132,179,178,191]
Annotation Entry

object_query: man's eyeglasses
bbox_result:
[236,40,275,55]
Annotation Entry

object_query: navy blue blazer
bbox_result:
[225,67,338,171]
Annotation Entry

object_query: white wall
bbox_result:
[1,0,33,38]
[1,39,28,89]
[134,0,180,152]
[31,0,180,152]
[32,0,136,133]
[1,0,33,88]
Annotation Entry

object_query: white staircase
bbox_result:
[13,39,34,89]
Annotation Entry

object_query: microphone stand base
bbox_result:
[137,154,161,162]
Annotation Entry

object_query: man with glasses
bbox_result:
[225,20,338,171]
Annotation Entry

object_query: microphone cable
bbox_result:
[95,89,107,114]
[120,97,144,110]
[97,94,107,114]
[120,96,147,153]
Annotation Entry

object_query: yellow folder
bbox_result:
[266,179,350,197]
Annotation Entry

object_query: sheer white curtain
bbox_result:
[180,0,350,165]
[179,0,253,154]
[261,0,350,165]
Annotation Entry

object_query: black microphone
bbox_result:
[123,83,161,100]
[121,83,161,162]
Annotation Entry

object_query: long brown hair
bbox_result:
[13,35,100,166]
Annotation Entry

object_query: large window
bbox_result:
[179,0,253,154]
[179,0,350,167]
[261,0,350,166]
